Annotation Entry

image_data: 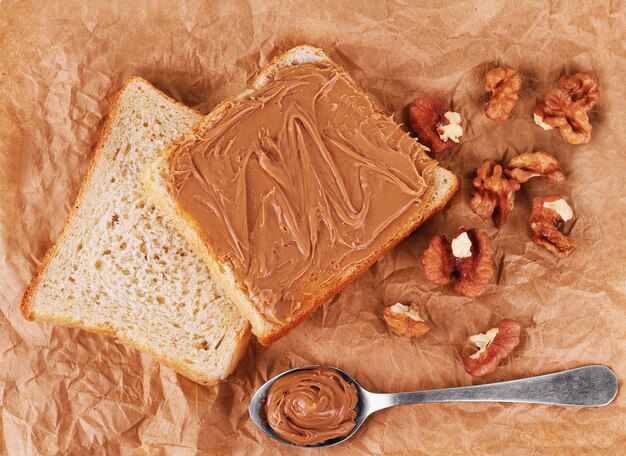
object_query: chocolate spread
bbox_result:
[264,367,358,446]
[169,62,438,324]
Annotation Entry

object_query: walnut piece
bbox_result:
[470,160,521,228]
[504,151,565,183]
[409,95,463,153]
[528,195,576,257]
[485,67,522,122]
[421,228,495,298]
[462,319,521,377]
[471,152,566,228]
[534,91,592,144]
[383,303,430,339]
[534,72,599,145]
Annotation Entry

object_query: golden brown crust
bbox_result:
[145,45,460,344]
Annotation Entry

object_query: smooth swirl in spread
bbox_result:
[169,61,438,323]
[265,367,359,446]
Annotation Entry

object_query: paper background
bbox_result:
[1,0,625,454]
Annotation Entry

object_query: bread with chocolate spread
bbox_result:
[143,46,459,344]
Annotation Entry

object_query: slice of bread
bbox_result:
[21,77,250,385]
[143,46,459,345]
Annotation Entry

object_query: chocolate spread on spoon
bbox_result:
[264,367,358,446]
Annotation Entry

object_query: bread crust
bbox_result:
[20,77,250,385]
[144,46,460,344]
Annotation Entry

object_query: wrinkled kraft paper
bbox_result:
[1,0,625,454]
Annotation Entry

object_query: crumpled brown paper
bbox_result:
[1,0,625,454]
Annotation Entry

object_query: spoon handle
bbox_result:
[370,365,617,412]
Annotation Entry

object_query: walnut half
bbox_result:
[528,195,576,257]
[383,303,430,339]
[462,319,521,377]
[409,95,463,154]
[534,72,599,145]
[421,227,495,298]
[485,66,522,122]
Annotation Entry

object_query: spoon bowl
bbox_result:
[248,365,369,448]
[249,364,618,448]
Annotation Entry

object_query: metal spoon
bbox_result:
[249,364,618,448]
